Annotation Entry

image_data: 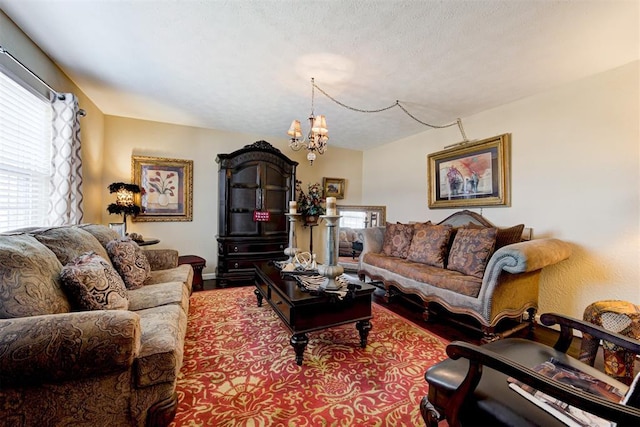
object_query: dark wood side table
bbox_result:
[178,255,206,291]
[136,238,160,246]
[253,261,375,365]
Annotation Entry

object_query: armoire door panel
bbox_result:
[229,187,259,210]
[229,212,260,235]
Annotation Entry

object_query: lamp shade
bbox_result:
[116,188,135,207]
[311,115,328,135]
[107,182,142,217]
[287,120,303,138]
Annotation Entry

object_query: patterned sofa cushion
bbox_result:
[134,304,187,387]
[447,227,498,279]
[32,226,113,267]
[76,224,121,248]
[466,222,525,250]
[60,252,129,311]
[145,264,194,295]
[362,252,482,297]
[107,237,151,289]
[382,222,415,258]
[0,234,70,318]
[407,223,453,268]
[128,281,189,312]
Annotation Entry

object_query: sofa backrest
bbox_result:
[31,226,113,266]
[0,233,71,318]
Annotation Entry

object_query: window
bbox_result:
[0,69,52,232]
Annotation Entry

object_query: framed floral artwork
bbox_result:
[132,155,193,222]
[427,133,511,208]
[322,177,346,199]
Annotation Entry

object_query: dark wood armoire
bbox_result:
[215,141,298,286]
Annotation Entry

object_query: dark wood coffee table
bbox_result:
[254,262,375,365]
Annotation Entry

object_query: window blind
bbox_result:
[0,69,52,232]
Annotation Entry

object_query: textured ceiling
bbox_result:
[1,0,638,150]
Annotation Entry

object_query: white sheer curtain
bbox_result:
[48,93,84,225]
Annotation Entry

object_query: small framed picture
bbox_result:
[323,177,345,199]
[109,223,126,237]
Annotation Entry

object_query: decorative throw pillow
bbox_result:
[60,252,129,311]
[106,237,151,289]
[382,222,415,258]
[465,222,525,250]
[447,227,497,278]
[407,223,453,268]
[495,224,525,249]
[32,226,113,267]
[0,234,70,318]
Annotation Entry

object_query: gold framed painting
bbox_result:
[132,155,193,222]
[427,133,511,209]
[323,177,345,199]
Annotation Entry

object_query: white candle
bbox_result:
[289,201,297,214]
[326,197,336,215]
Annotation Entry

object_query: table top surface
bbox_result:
[136,238,160,246]
[254,261,375,305]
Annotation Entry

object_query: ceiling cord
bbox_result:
[312,80,469,143]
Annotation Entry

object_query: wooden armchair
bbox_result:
[421,313,640,426]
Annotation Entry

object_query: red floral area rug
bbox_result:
[171,287,449,426]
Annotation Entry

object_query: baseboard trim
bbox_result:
[203,272,216,280]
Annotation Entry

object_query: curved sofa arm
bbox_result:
[486,238,572,275]
[0,310,141,386]
[358,227,385,256]
[143,248,179,270]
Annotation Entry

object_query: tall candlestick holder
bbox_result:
[317,214,344,291]
[284,213,301,263]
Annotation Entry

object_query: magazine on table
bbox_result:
[507,357,627,427]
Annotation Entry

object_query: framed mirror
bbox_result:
[336,205,386,228]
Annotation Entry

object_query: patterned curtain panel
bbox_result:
[48,93,84,225]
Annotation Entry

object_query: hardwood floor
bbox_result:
[200,278,582,358]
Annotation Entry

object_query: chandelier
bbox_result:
[287,77,328,165]
[287,78,472,165]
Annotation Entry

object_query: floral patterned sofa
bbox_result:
[0,224,193,427]
[358,210,572,342]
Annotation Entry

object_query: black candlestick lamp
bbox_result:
[107,182,142,235]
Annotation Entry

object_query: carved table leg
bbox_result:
[356,320,372,348]
[254,289,263,307]
[290,333,309,366]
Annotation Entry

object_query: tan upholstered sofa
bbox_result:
[0,224,193,427]
[339,227,362,258]
[358,210,572,342]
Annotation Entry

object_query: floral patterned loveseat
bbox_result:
[358,210,572,342]
[0,224,193,426]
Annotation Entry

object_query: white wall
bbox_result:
[102,116,364,274]
[363,61,640,319]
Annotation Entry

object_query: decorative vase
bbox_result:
[304,215,319,226]
[158,193,169,206]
